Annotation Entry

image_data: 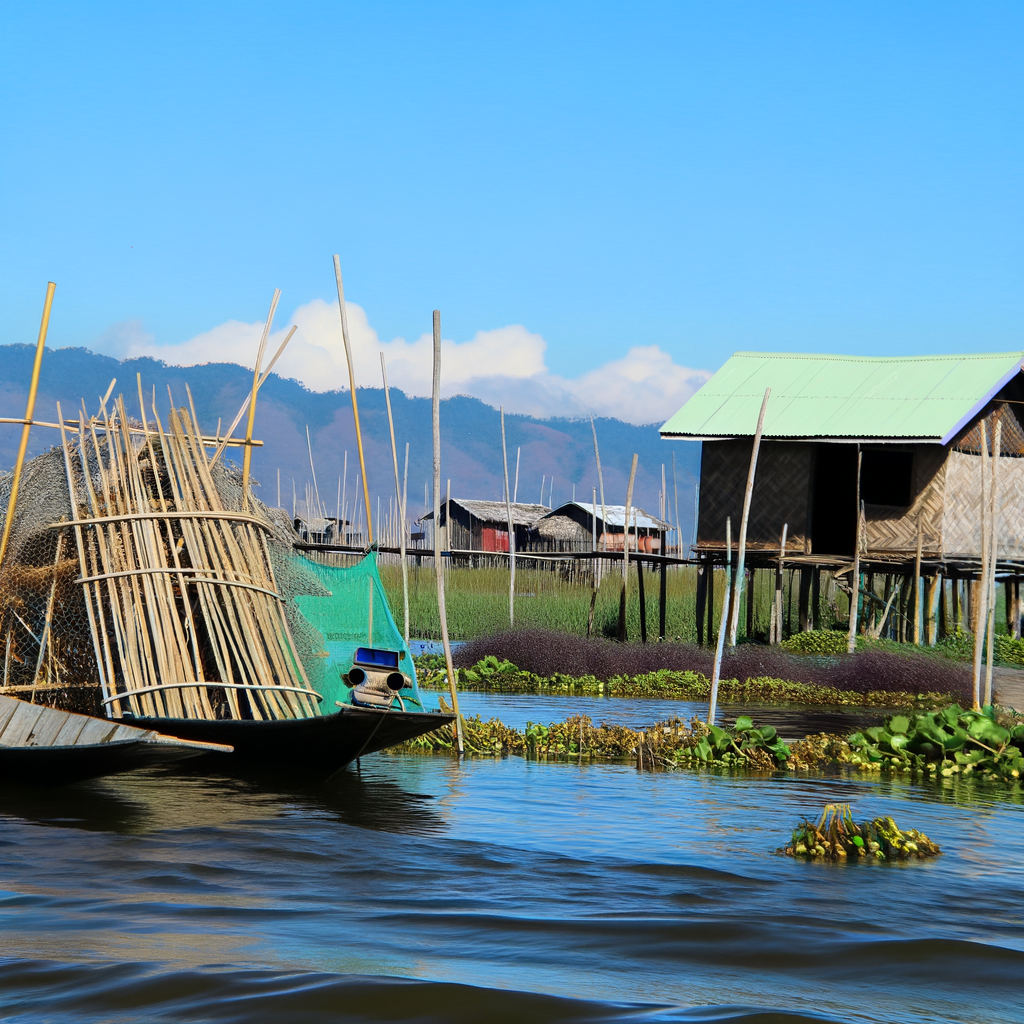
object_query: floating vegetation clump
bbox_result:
[781,803,941,862]
[845,705,1024,783]
[415,655,955,709]
[396,704,791,770]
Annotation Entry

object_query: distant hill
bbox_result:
[0,345,700,543]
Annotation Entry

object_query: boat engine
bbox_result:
[347,647,412,709]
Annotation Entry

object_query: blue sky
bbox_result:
[1,2,1021,422]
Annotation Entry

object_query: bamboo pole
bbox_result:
[727,387,769,646]
[305,425,324,517]
[708,517,732,725]
[772,523,788,643]
[432,309,462,753]
[847,447,863,654]
[380,354,411,645]
[985,420,1001,706]
[401,442,410,646]
[913,514,924,644]
[590,415,608,560]
[241,290,280,509]
[618,454,639,642]
[333,255,372,544]
[972,422,990,710]
[514,446,521,503]
[0,282,55,570]
[500,406,516,627]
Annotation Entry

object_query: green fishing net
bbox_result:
[283,551,420,711]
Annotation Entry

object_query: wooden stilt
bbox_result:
[637,555,647,644]
[695,562,708,645]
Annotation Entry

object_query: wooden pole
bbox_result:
[513,447,521,503]
[590,415,608,555]
[727,387,770,646]
[637,552,647,644]
[847,446,863,653]
[500,406,516,628]
[912,515,924,644]
[0,281,55,569]
[432,310,462,752]
[708,517,732,725]
[380,353,410,645]
[659,551,667,641]
[401,441,410,646]
[985,420,1001,706]
[618,453,639,642]
[772,523,788,643]
[695,561,708,644]
[241,289,279,509]
[972,422,989,710]
[334,255,372,544]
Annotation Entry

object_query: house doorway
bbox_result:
[811,444,859,556]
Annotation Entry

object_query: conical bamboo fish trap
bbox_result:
[54,394,319,722]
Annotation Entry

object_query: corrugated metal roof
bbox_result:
[659,351,1024,443]
[548,502,669,531]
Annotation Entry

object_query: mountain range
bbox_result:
[0,344,700,543]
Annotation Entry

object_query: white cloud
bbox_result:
[100,298,709,425]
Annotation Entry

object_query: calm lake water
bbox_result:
[1,709,1022,1022]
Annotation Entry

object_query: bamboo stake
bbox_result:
[772,523,788,643]
[401,442,410,646]
[985,420,1001,706]
[913,515,924,644]
[514,446,521,503]
[500,406,516,627]
[33,531,65,686]
[847,447,863,654]
[380,353,411,645]
[708,517,732,725]
[333,255,372,544]
[972,422,990,710]
[305,425,324,517]
[242,290,280,508]
[0,282,55,570]
[618,453,639,642]
[432,309,462,752]
[727,387,770,646]
[590,415,608,556]
[211,325,297,466]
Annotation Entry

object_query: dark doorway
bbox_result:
[811,444,858,556]
[860,450,913,506]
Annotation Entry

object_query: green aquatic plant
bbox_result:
[394,707,791,770]
[780,630,850,655]
[781,803,941,862]
[995,635,1024,666]
[845,705,1024,783]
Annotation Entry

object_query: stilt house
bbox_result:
[540,502,669,553]
[659,351,1024,569]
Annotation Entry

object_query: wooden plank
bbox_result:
[52,715,89,746]
[24,707,71,747]
[0,702,47,746]
[0,696,24,735]
[73,717,120,746]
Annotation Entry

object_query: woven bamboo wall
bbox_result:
[864,445,946,556]
[942,450,1024,558]
[697,440,812,551]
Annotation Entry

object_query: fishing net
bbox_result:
[280,551,421,710]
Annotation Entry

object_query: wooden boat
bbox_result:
[129,703,455,772]
[0,694,232,785]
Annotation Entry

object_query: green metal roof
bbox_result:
[660,351,1024,443]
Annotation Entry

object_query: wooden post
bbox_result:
[728,387,770,646]
[745,567,755,640]
[925,574,939,645]
[798,569,812,632]
[618,454,639,642]
[431,309,462,752]
[984,420,1001,706]
[708,517,732,725]
[241,289,279,510]
[500,406,516,628]
[637,554,647,644]
[847,445,863,653]
[305,425,324,517]
[0,282,55,570]
[695,562,708,645]
[772,523,788,643]
[972,421,989,710]
[659,556,667,641]
[380,354,410,645]
[590,415,608,557]
[334,255,373,544]
[912,515,924,644]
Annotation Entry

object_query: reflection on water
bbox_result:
[0,741,1022,1023]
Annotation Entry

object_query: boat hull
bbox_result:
[131,705,455,771]
[0,738,218,786]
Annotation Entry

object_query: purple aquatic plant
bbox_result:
[452,629,972,700]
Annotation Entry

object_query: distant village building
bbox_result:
[293,516,339,546]
[421,499,551,553]
[539,502,669,553]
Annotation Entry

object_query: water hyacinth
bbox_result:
[845,705,1024,783]
[781,803,941,862]
[396,703,792,770]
